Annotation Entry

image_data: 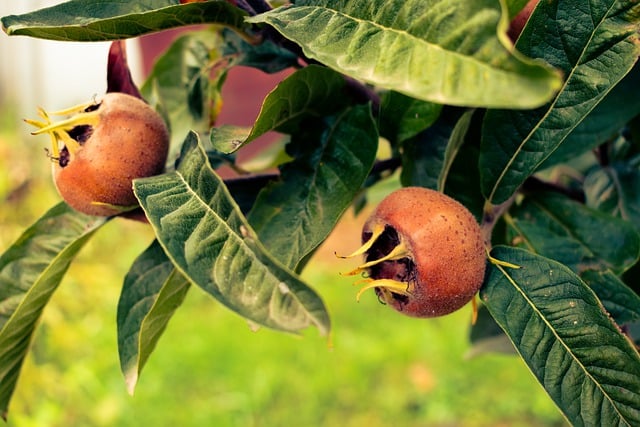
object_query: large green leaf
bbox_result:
[507,192,640,274]
[141,28,224,149]
[483,246,640,425]
[248,0,561,108]
[541,63,640,168]
[133,132,330,335]
[1,0,246,41]
[210,65,351,153]
[400,108,474,192]
[480,0,640,204]
[0,203,106,420]
[117,240,190,395]
[247,104,377,270]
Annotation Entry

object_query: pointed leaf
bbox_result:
[117,240,190,395]
[247,104,378,270]
[1,0,247,41]
[248,0,561,108]
[542,64,640,168]
[210,65,350,153]
[0,203,106,420]
[507,192,640,274]
[480,0,640,204]
[482,246,640,425]
[133,132,330,335]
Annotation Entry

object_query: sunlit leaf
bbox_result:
[247,104,378,270]
[248,0,561,108]
[117,240,190,395]
[480,0,640,204]
[133,132,330,335]
[210,65,350,153]
[0,203,106,420]
[1,0,247,41]
[483,246,640,425]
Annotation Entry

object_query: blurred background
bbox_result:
[0,2,566,426]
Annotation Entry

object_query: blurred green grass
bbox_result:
[0,104,566,427]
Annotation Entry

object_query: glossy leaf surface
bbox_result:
[480,0,640,203]
[483,246,640,426]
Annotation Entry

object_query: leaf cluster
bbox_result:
[1,0,640,424]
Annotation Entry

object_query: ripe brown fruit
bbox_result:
[343,187,486,318]
[27,93,169,216]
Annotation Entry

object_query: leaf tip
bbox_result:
[124,369,139,396]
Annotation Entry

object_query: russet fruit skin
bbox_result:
[347,187,486,318]
[29,93,169,216]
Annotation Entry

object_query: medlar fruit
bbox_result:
[27,92,169,216]
[343,187,486,318]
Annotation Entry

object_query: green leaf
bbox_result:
[117,240,190,395]
[141,28,224,149]
[580,269,640,325]
[378,91,442,144]
[541,64,640,168]
[0,203,105,420]
[480,0,640,204]
[1,0,247,41]
[507,192,640,274]
[400,108,467,191]
[437,109,475,193]
[210,65,350,153]
[248,0,561,108]
[247,104,378,270]
[133,132,330,336]
[585,165,640,228]
[483,246,640,425]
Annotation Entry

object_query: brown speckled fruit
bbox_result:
[344,187,486,318]
[27,93,169,216]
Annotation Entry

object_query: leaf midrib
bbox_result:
[495,261,628,424]
[487,0,622,203]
